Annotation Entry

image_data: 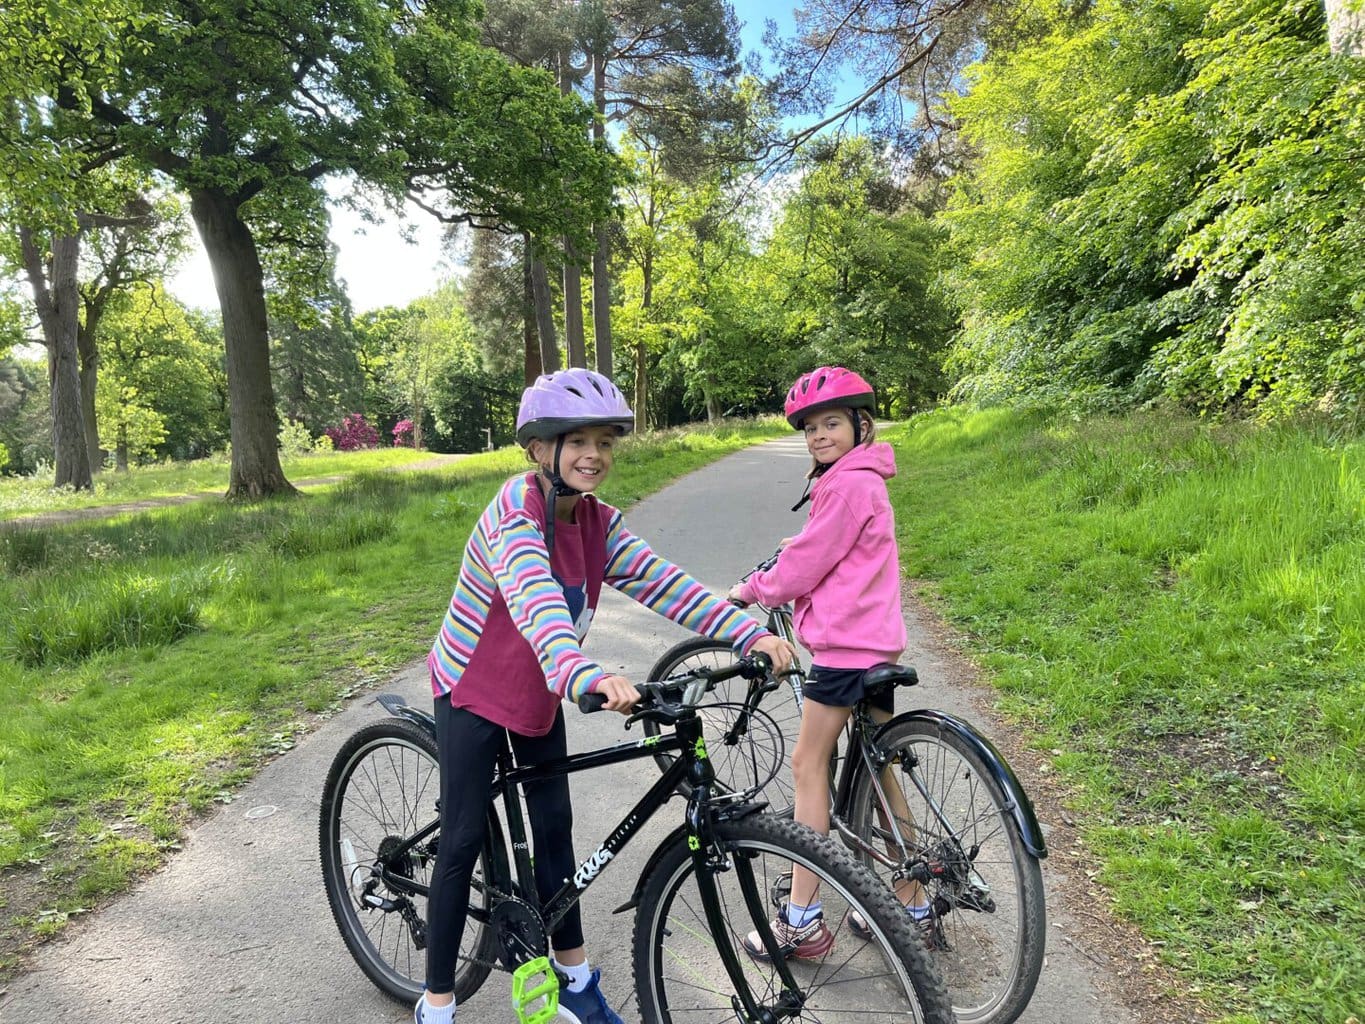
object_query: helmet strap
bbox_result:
[538,436,582,558]
[790,463,830,512]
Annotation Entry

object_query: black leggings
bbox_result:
[425,701,584,995]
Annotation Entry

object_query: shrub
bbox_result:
[312,433,334,453]
[323,413,379,451]
[392,419,414,447]
[278,418,314,456]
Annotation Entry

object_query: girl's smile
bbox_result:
[530,425,619,514]
[804,412,857,464]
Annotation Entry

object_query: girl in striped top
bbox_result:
[415,369,795,1024]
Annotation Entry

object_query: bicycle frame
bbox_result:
[370,678,811,1021]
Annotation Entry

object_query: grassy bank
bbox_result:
[0,419,784,972]
[0,447,437,521]
[884,408,1363,1024]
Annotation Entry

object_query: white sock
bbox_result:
[907,900,933,920]
[554,957,592,993]
[783,900,822,927]
[416,992,455,1024]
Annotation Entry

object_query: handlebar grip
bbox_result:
[577,692,609,714]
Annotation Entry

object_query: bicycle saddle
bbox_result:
[862,664,919,695]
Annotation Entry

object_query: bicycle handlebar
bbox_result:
[576,652,773,716]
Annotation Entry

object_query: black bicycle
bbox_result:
[319,654,954,1024]
[642,559,1049,1024]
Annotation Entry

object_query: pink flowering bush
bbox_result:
[324,413,380,451]
[392,419,415,447]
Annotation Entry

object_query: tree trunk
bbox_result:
[634,341,649,431]
[634,248,655,430]
[189,188,296,501]
[413,403,425,450]
[704,386,722,423]
[591,54,613,379]
[531,251,561,374]
[19,226,93,490]
[1326,0,1364,55]
[563,251,586,368]
[522,241,543,385]
[116,422,129,472]
[76,318,104,473]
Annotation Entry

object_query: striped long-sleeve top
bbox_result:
[428,473,767,736]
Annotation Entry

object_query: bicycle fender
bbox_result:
[376,692,437,740]
[881,710,1048,859]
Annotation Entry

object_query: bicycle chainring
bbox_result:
[490,896,549,971]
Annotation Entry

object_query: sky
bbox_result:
[166,2,802,316]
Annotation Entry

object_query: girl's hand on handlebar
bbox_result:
[750,635,797,674]
[595,675,641,715]
[727,584,749,606]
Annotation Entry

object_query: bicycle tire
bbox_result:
[319,717,499,1004]
[632,813,954,1024]
[644,637,804,812]
[846,715,1046,1024]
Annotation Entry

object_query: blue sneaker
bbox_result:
[557,968,626,1024]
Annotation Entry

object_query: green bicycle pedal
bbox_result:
[511,956,563,1024]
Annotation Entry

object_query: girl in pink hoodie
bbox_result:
[729,366,916,960]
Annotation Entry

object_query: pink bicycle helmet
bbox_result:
[516,368,634,446]
[784,366,876,429]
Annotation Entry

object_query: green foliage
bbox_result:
[946,0,1365,419]
[5,570,203,667]
[270,280,365,434]
[0,357,51,475]
[888,406,1364,1023]
[277,419,316,457]
[760,138,956,413]
[96,285,228,463]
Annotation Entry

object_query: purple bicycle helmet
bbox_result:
[516,368,634,446]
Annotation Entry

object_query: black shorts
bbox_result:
[803,665,895,714]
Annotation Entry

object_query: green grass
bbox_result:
[884,407,1364,1024]
[0,417,785,972]
[0,447,437,520]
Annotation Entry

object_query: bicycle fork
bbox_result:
[681,725,804,1023]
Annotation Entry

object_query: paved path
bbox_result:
[0,437,1155,1024]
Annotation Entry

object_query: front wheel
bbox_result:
[643,637,804,812]
[632,813,953,1024]
[846,716,1047,1024]
[319,717,498,1004]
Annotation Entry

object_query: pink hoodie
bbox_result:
[736,441,906,668]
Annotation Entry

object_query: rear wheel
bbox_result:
[643,637,803,812]
[632,813,953,1024]
[846,716,1046,1024]
[319,717,498,1004]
